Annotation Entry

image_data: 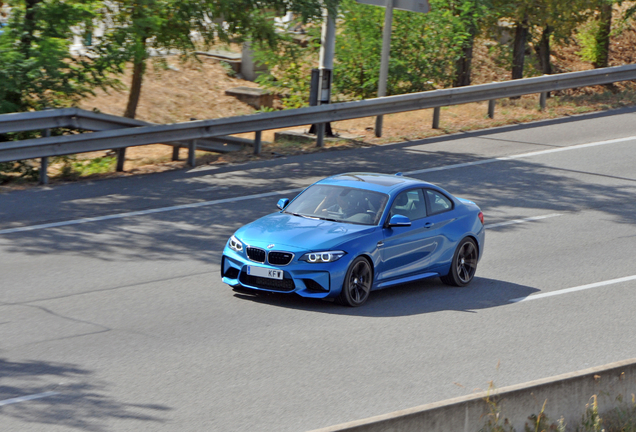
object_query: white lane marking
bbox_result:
[1,135,634,236]
[404,135,636,176]
[485,213,563,229]
[0,391,59,406]
[510,275,636,303]
[0,188,304,235]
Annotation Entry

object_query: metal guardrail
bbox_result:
[1,64,635,165]
[0,107,251,152]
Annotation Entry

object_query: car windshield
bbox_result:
[284,185,389,225]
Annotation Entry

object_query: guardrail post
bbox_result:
[254,131,262,155]
[488,100,496,119]
[540,92,547,111]
[39,129,50,185]
[172,146,180,161]
[316,123,325,147]
[188,140,197,167]
[432,107,441,129]
[116,148,126,172]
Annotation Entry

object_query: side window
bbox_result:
[389,189,427,221]
[425,189,453,215]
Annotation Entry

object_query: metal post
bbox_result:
[254,131,262,155]
[188,140,196,167]
[488,100,496,119]
[116,148,126,172]
[540,92,547,111]
[39,129,50,185]
[172,145,180,161]
[375,0,394,138]
[316,123,326,148]
[316,7,336,148]
[432,107,441,129]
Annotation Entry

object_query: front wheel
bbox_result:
[336,257,373,307]
[441,238,478,287]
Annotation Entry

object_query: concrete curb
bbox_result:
[309,358,636,432]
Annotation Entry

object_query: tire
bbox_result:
[336,257,373,307]
[441,237,478,287]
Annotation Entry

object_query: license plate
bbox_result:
[247,266,284,280]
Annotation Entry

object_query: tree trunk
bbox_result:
[535,25,553,75]
[118,42,147,172]
[594,2,612,68]
[511,16,529,80]
[453,30,476,87]
[124,58,146,119]
[20,0,42,57]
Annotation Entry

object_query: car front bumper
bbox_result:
[221,247,350,299]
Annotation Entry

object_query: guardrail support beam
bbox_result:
[116,148,126,172]
[39,129,50,185]
[172,146,180,161]
[188,140,197,167]
[316,123,325,148]
[432,107,441,129]
[254,131,262,155]
[488,100,496,119]
[540,92,547,111]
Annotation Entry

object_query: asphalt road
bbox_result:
[1,107,636,431]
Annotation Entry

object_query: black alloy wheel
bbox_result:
[337,257,373,307]
[441,238,478,287]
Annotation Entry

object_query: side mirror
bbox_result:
[277,198,290,210]
[388,214,411,227]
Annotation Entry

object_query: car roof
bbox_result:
[316,172,437,194]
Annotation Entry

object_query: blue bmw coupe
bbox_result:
[221,173,484,307]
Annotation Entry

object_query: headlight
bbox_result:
[228,235,243,252]
[299,250,346,263]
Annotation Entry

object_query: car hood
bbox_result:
[234,212,376,252]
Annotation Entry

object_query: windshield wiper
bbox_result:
[316,217,339,222]
[286,211,311,219]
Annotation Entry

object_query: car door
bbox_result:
[377,189,438,282]
[420,188,456,270]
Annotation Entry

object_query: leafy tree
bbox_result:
[0,0,120,181]
[534,0,591,75]
[448,0,492,87]
[94,0,336,169]
[335,0,476,98]
[0,0,119,114]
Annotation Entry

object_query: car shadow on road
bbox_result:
[232,276,539,317]
[0,357,171,431]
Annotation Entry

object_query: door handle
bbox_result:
[377,241,384,247]
[424,222,433,228]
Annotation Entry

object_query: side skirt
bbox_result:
[374,272,439,290]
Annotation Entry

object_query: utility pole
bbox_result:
[314,6,336,147]
[374,0,394,137]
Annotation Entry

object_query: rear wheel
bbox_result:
[441,238,478,287]
[336,257,373,307]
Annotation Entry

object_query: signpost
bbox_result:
[356,0,430,137]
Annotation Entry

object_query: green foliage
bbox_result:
[601,394,636,432]
[479,382,515,432]
[254,27,321,108]
[578,395,604,432]
[576,19,602,64]
[336,0,481,98]
[256,0,490,105]
[0,0,121,114]
[55,154,116,179]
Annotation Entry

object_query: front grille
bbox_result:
[268,251,294,266]
[240,273,295,292]
[246,247,266,263]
